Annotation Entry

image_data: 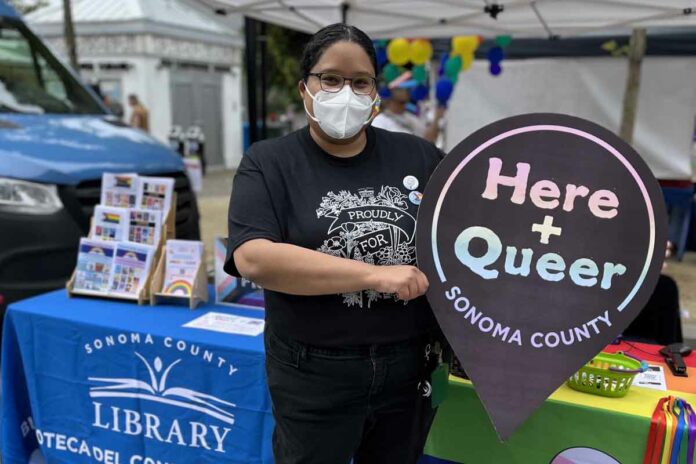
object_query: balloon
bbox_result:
[487,46,504,63]
[435,78,455,105]
[409,39,433,65]
[411,84,429,102]
[444,55,463,81]
[378,86,392,100]
[374,39,388,48]
[452,35,479,55]
[495,35,512,48]
[490,62,502,76]
[461,52,474,71]
[376,47,388,68]
[438,53,449,77]
[412,65,428,83]
[383,63,402,83]
[387,38,410,65]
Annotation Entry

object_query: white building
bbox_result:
[26,0,245,169]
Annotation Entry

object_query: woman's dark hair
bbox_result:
[300,23,377,80]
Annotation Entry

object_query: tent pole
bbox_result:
[619,28,646,145]
[260,21,268,140]
[341,3,349,24]
[245,16,259,145]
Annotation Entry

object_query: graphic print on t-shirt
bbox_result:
[316,186,416,308]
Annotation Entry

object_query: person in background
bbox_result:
[128,94,149,133]
[372,80,445,143]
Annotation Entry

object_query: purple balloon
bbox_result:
[435,78,455,105]
[490,62,502,76]
[438,53,449,77]
[411,84,430,102]
[487,46,504,63]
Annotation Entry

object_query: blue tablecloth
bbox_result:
[2,288,273,463]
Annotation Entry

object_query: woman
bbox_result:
[225,23,447,463]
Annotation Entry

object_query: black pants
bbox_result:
[264,328,441,464]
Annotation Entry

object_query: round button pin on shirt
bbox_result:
[409,191,423,205]
[403,175,419,191]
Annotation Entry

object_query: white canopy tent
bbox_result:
[200,0,696,39]
[199,0,696,178]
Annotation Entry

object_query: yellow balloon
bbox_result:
[452,35,479,55]
[409,39,433,65]
[461,52,474,71]
[387,38,411,66]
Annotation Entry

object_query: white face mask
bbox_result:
[303,83,379,140]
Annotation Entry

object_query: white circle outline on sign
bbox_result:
[429,124,656,313]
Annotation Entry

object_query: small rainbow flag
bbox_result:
[102,212,121,224]
[115,176,133,188]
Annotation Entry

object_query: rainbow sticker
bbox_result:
[102,212,122,224]
[164,280,193,296]
[115,176,134,188]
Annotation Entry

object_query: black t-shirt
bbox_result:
[225,125,443,347]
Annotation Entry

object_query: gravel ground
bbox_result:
[198,169,696,340]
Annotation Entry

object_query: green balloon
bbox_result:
[383,63,402,83]
[495,35,513,48]
[412,65,428,84]
[445,55,462,81]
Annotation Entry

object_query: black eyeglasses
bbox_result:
[307,72,376,95]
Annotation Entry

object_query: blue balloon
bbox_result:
[378,86,392,100]
[376,47,388,68]
[411,84,429,102]
[435,78,455,105]
[490,62,502,76]
[487,46,504,63]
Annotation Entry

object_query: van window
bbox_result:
[0,19,104,114]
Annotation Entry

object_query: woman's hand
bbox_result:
[368,265,429,301]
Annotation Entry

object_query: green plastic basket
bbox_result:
[566,351,645,398]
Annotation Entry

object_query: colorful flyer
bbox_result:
[109,242,155,297]
[162,240,204,297]
[183,312,265,337]
[90,205,129,242]
[73,238,115,295]
[101,173,139,208]
[127,208,162,246]
[138,176,174,213]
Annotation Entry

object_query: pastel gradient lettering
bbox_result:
[536,253,565,282]
[529,180,560,209]
[481,158,530,205]
[454,226,502,280]
[589,190,619,219]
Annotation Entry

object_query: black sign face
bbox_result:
[416,114,667,440]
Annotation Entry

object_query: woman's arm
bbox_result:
[234,239,429,301]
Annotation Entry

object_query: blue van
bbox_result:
[0,2,200,309]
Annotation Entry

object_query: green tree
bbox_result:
[264,24,309,113]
